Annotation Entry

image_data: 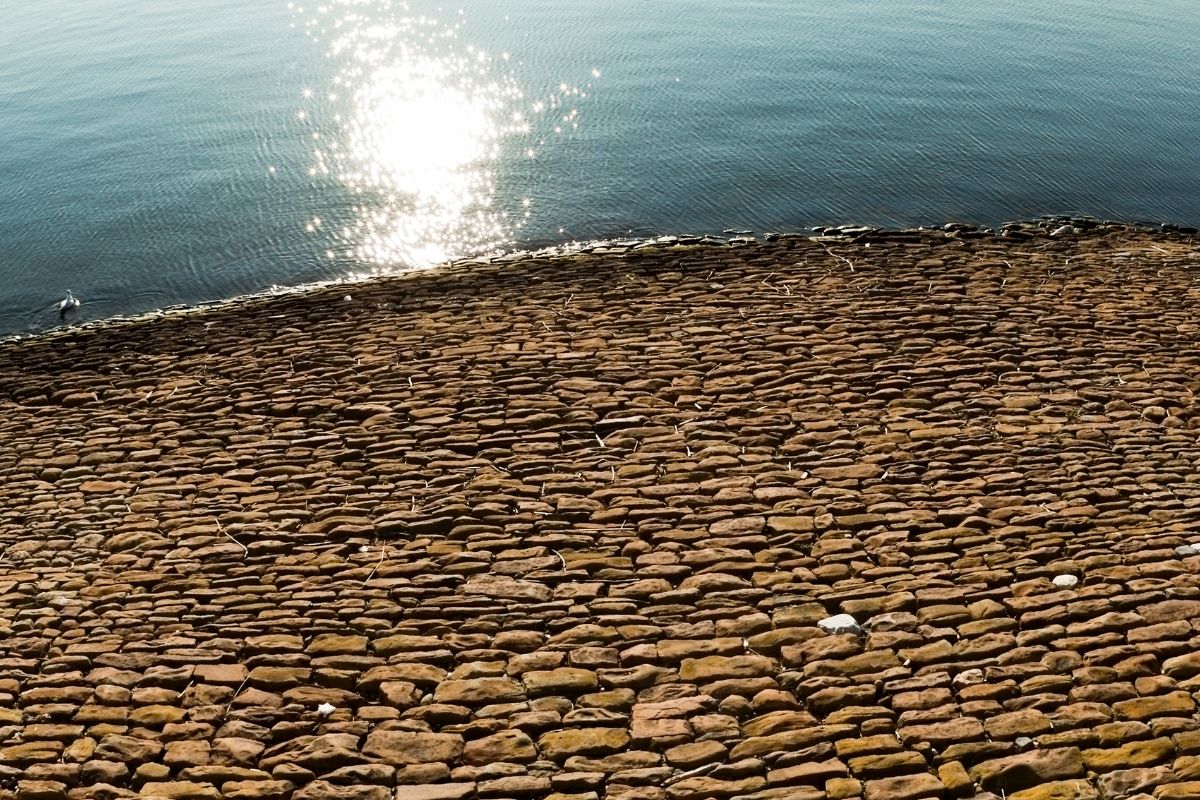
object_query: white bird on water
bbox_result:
[57,290,80,320]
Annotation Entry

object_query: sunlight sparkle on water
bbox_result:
[295,1,529,267]
[291,1,597,271]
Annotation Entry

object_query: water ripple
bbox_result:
[1,0,1198,332]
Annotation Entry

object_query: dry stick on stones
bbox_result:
[667,763,720,784]
[822,246,855,272]
[216,520,247,556]
[364,547,388,584]
[225,676,249,714]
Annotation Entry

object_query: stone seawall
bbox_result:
[1,227,1199,800]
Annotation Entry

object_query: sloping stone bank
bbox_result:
[1,226,1200,800]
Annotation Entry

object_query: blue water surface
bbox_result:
[1,0,1198,333]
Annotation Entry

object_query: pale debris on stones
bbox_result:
[818,613,860,634]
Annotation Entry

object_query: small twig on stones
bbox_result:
[216,520,247,556]
[225,676,249,713]
[822,246,855,272]
[667,763,720,784]
[364,548,387,584]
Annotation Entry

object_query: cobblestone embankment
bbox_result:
[1,227,1200,800]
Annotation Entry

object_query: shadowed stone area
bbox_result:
[1,226,1200,800]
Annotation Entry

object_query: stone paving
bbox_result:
[1,225,1200,800]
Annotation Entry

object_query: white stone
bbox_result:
[817,613,860,634]
[1175,544,1199,557]
[317,702,336,716]
[1052,574,1079,588]
[953,668,985,687]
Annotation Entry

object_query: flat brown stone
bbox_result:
[972,748,1086,794]
[539,728,631,760]
[863,773,944,800]
[1113,693,1195,721]
[392,786,475,800]
[678,655,775,682]
[362,732,464,766]
[135,781,221,799]
[461,730,537,765]
[434,678,526,704]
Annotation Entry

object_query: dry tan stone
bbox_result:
[665,741,727,769]
[391,786,475,800]
[863,773,944,800]
[362,732,464,766]
[463,575,553,603]
[1082,738,1175,772]
[539,729,631,760]
[135,781,221,799]
[16,781,69,800]
[730,724,857,760]
[221,781,294,800]
[767,758,849,786]
[972,748,1086,794]
[462,730,538,765]
[1097,767,1174,798]
[665,776,767,800]
[291,782,390,800]
[94,736,162,765]
[434,678,525,705]
[1008,780,1100,800]
[1113,693,1194,721]
[679,655,774,682]
[522,668,598,696]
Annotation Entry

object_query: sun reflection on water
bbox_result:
[289,1,590,270]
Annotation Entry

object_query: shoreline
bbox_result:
[3,216,1196,348]
[1,221,1199,800]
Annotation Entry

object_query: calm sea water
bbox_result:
[2,0,1198,334]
